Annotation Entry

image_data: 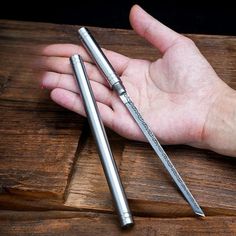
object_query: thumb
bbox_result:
[129,5,181,53]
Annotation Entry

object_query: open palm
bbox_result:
[39,5,226,148]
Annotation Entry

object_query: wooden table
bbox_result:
[0,20,236,235]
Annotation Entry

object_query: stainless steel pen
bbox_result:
[78,27,205,217]
[70,55,134,228]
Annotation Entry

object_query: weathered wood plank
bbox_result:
[0,20,84,200]
[1,19,236,218]
[65,133,125,212]
[1,19,235,87]
[65,139,236,217]
[0,211,235,235]
[121,142,236,216]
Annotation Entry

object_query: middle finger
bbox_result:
[37,56,109,86]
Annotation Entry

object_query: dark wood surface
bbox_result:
[0,19,236,235]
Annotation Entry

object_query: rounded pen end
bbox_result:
[78,27,89,39]
[120,212,134,229]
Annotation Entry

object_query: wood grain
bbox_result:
[65,140,236,217]
[0,20,84,200]
[65,132,125,213]
[0,211,235,236]
[121,142,236,216]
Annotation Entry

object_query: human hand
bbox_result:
[39,5,236,156]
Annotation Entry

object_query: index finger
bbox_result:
[41,44,131,75]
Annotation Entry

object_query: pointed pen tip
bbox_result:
[195,210,205,217]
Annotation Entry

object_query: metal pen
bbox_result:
[78,27,205,217]
[70,55,134,228]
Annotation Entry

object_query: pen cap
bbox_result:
[78,27,120,88]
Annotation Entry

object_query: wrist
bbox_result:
[202,86,236,156]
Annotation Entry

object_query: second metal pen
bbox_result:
[70,54,134,228]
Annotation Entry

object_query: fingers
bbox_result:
[41,71,114,106]
[129,5,182,53]
[51,88,115,127]
[41,44,91,60]
[37,56,108,86]
[42,44,130,75]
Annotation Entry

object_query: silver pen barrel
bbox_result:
[70,55,134,228]
[78,27,205,217]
